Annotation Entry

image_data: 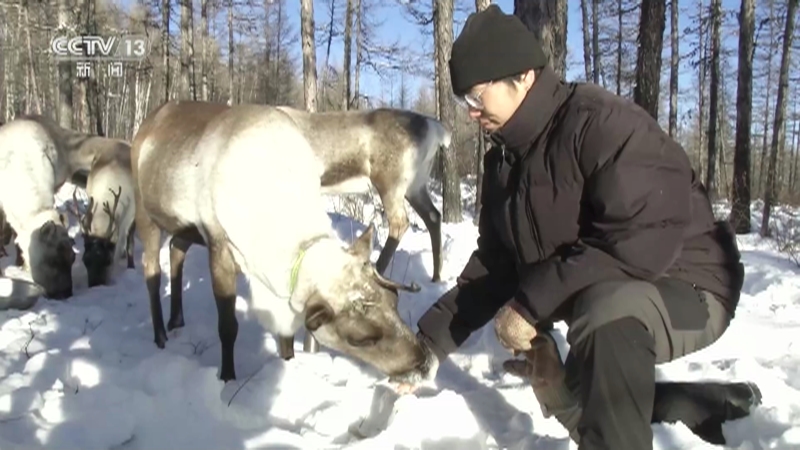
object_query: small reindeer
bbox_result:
[69,143,136,287]
[0,115,123,298]
[131,100,433,383]
[70,184,135,287]
[278,106,450,283]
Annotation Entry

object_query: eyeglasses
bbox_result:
[456,81,493,110]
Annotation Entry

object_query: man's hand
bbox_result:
[494,302,538,354]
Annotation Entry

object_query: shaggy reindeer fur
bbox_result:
[72,144,136,287]
[131,100,433,383]
[0,115,126,298]
[277,106,451,282]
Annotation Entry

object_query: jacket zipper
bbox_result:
[525,195,545,260]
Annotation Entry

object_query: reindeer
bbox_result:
[0,115,126,298]
[131,100,434,383]
[277,106,450,283]
[69,143,136,287]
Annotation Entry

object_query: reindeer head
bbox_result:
[70,187,123,287]
[28,220,75,299]
[300,224,431,378]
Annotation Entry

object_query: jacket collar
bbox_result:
[488,66,572,157]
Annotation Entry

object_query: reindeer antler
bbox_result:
[101,186,122,238]
[68,187,94,234]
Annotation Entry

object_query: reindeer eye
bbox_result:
[347,336,380,348]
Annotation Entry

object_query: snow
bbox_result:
[0,180,799,450]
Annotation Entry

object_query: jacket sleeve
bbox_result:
[417,149,518,361]
[512,105,693,322]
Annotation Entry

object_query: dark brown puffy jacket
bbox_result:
[417,66,744,361]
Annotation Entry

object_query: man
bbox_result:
[391,5,762,450]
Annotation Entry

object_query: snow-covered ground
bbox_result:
[0,181,798,450]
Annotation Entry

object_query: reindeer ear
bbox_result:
[350,223,375,260]
[305,302,334,331]
[58,212,69,228]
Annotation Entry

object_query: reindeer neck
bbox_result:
[290,111,372,171]
[63,133,127,174]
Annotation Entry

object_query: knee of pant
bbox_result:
[570,316,656,359]
[566,281,660,348]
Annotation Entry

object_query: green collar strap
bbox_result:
[288,234,329,295]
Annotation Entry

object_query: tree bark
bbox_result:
[343,0,354,110]
[435,0,461,222]
[513,0,568,79]
[705,0,721,201]
[633,0,667,120]
[180,0,196,100]
[731,0,755,233]
[581,0,592,82]
[473,0,491,224]
[57,0,73,128]
[162,0,171,103]
[227,0,235,105]
[761,0,798,237]
[301,0,318,112]
[592,0,600,84]
[668,0,679,137]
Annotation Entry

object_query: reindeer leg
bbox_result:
[278,336,295,360]
[126,222,135,269]
[406,187,443,282]
[208,238,239,382]
[138,210,168,349]
[168,237,191,331]
[374,194,410,277]
[14,244,24,267]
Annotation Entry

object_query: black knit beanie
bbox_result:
[449,5,548,97]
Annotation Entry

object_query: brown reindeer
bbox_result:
[130,100,434,383]
[277,106,450,283]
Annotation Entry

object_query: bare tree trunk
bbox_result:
[320,0,336,107]
[162,0,171,103]
[696,0,707,178]
[435,0,461,222]
[616,0,622,95]
[274,0,283,103]
[705,0,721,200]
[353,0,362,108]
[668,0,678,137]
[473,0,491,224]
[201,0,209,101]
[592,0,600,83]
[180,0,195,100]
[57,0,73,128]
[731,0,755,233]
[343,0,354,110]
[761,0,798,237]
[758,0,776,198]
[301,0,318,112]
[633,0,666,120]
[228,0,234,105]
[263,0,271,103]
[22,1,41,114]
[513,0,568,79]
[581,0,592,81]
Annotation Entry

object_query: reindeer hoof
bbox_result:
[167,317,185,331]
[220,370,236,382]
[154,333,168,349]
